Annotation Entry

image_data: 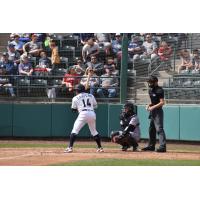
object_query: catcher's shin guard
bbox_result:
[129,136,138,149]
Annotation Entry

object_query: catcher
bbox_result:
[111,102,141,151]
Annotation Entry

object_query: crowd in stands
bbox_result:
[178,49,200,74]
[0,33,189,100]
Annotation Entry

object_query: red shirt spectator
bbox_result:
[62,66,80,92]
[158,41,172,61]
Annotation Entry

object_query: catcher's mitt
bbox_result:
[111,131,132,146]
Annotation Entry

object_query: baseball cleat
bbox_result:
[133,146,141,152]
[96,147,104,153]
[64,147,73,153]
[156,148,166,153]
[121,146,129,151]
[141,146,155,151]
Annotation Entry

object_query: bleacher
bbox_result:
[163,72,200,103]
[0,33,121,102]
[1,33,200,104]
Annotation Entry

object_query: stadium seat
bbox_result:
[133,58,150,76]
[51,68,67,76]
[61,39,78,48]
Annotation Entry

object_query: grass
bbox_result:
[51,158,200,166]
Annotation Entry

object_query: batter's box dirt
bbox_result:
[0,141,199,166]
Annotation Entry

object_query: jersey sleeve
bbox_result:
[71,97,77,109]
[129,116,139,127]
[157,88,164,99]
[92,95,97,109]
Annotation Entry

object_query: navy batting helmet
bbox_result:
[75,84,85,93]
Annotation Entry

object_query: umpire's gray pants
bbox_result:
[148,108,166,148]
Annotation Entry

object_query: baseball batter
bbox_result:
[64,84,104,153]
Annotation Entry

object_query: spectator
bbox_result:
[104,57,118,75]
[7,43,21,65]
[191,49,200,71]
[62,66,80,92]
[80,67,99,95]
[111,33,122,60]
[38,51,51,69]
[0,66,15,97]
[73,58,86,75]
[10,34,24,54]
[18,54,33,76]
[94,33,111,49]
[80,33,94,45]
[49,39,61,69]
[158,41,173,61]
[104,44,115,59]
[128,36,146,60]
[23,33,43,57]
[33,51,52,76]
[35,33,47,43]
[97,68,118,98]
[0,52,17,75]
[86,55,104,76]
[178,49,193,73]
[82,38,99,63]
[143,34,158,60]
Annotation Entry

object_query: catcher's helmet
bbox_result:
[123,102,135,116]
[75,84,85,93]
[124,102,134,111]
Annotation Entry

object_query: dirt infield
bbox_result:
[0,140,200,166]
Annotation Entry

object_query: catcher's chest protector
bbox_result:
[121,115,132,129]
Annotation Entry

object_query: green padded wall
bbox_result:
[180,106,200,141]
[94,104,108,137]
[0,103,200,141]
[138,105,180,140]
[163,106,180,140]
[0,103,13,137]
[51,104,77,137]
[13,104,51,137]
[137,105,149,139]
[108,104,123,137]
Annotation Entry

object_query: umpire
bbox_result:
[142,75,167,152]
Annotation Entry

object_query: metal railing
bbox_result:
[127,75,200,104]
[0,74,120,102]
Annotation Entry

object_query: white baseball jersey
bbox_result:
[71,92,98,136]
[71,92,97,113]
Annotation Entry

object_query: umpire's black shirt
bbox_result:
[149,86,164,106]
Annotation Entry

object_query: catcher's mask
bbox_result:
[147,75,158,88]
[123,102,135,117]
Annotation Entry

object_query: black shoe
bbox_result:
[121,146,129,151]
[133,146,141,152]
[141,146,155,151]
[156,148,166,153]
